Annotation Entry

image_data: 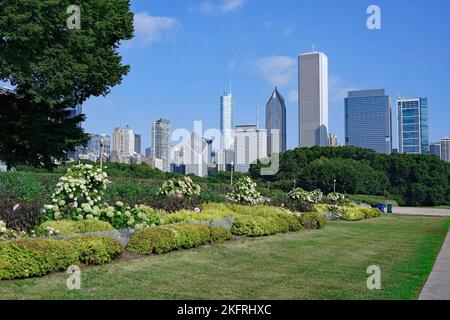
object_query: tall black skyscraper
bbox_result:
[265,87,287,155]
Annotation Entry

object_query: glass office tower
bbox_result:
[398,98,429,154]
[220,91,234,151]
[265,87,287,154]
[345,89,392,154]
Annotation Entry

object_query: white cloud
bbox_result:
[221,0,246,12]
[288,89,298,103]
[254,55,297,87]
[329,75,358,104]
[195,0,246,14]
[133,12,181,44]
[283,24,295,36]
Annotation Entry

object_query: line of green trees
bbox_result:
[249,146,450,206]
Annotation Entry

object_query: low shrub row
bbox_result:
[0,237,123,280]
[127,224,231,255]
[231,214,302,237]
[297,212,327,230]
[315,204,382,222]
[38,220,115,236]
[340,207,382,221]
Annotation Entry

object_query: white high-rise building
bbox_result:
[151,119,171,172]
[111,126,135,163]
[234,125,267,173]
[220,91,234,151]
[299,51,329,147]
[171,132,213,177]
[441,137,450,162]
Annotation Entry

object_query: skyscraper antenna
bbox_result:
[229,80,232,95]
[256,92,260,130]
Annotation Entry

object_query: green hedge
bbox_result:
[39,220,115,235]
[127,224,231,255]
[0,237,123,280]
[67,237,124,265]
[341,206,382,221]
[298,212,326,229]
[231,214,302,237]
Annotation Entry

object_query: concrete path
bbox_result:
[393,207,450,217]
[419,231,450,300]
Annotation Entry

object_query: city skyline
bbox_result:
[79,0,450,152]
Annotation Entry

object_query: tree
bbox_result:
[0,0,134,108]
[0,0,134,168]
[0,91,88,169]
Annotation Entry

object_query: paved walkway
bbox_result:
[393,207,450,217]
[419,230,450,300]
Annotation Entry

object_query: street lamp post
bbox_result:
[230,161,235,186]
[294,180,297,189]
[99,140,104,171]
[333,179,336,193]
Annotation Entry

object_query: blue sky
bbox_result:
[82,0,450,151]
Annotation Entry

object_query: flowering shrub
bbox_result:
[157,176,201,199]
[0,220,14,240]
[71,201,160,230]
[288,188,323,212]
[327,205,346,219]
[327,192,346,206]
[0,198,44,231]
[43,164,110,220]
[105,202,161,230]
[226,177,263,205]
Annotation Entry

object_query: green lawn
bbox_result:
[1,216,449,300]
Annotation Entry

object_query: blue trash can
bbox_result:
[387,204,393,214]
[372,204,385,213]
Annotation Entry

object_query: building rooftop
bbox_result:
[347,89,386,98]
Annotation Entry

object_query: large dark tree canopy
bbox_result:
[0,0,133,169]
[0,0,134,107]
[0,91,89,169]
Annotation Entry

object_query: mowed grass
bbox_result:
[1,216,449,300]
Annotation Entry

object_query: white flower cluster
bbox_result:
[0,220,18,240]
[0,220,7,234]
[327,192,346,206]
[44,226,60,236]
[70,201,160,230]
[327,204,346,218]
[43,163,110,220]
[158,176,201,199]
[226,177,263,205]
[288,188,323,205]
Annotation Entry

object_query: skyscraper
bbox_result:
[430,142,441,158]
[66,105,83,160]
[111,126,135,163]
[398,98,429,154]
[328,133,338,147]
[299,51,329,147]
[87,134,111,159]
[234,125,267,173]
[134,134,141,155]
[151,119,171,172]
[441,137,450,162]
[171,132,213,177]
[265,87,287,155]
[220,90,234,151]
[345,89,392,154]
